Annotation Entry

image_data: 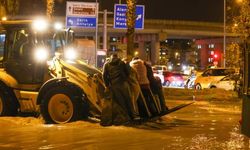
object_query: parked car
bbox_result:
[209,75,236,90]
[194,68,235,90]
[152,65,168,74]
[184,71,203,89]
[162,71,185,87]
[153,73,164,84]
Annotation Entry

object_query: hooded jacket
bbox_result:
[130,59,149,85]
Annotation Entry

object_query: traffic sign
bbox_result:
[66,2,98,28]
[66,17,96,28]
[114,4,145,29]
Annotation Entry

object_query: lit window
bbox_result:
[209,44,215,48]
[211,51,214,55]
[208,58,214,62]
[197,45,202,49]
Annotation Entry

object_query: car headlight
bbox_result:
[32,19,48,32]
[54,22,63,30]
[64,48,77,60]
[34,47,48,62]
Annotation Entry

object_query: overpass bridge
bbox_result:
[71,18,238,67]
[73,19,236,39]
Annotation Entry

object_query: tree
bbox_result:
[0,0,19,17]
[46,0,55,19]
[226,43,241,68]
[229,0,250,94]
[231,0,250,40]
[126,0,136,59]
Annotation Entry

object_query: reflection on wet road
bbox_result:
[0,100,248,150]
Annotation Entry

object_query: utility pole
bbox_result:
[99,10,113,56]
[95,0,99,67]
[223,0,226,67]
[103,9,107,52]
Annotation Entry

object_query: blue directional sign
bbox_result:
[114,4,145,29]
[66,17,96,28]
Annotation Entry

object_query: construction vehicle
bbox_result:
[0,19,105,124]
[0,19,194,124]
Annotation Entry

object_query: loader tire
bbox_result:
[40,86,86,124]
[0,85,18,116]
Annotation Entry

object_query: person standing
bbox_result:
[130,57,161,117]
[144,62,169,114]
[101,54,135,126]
[123,58,151,119]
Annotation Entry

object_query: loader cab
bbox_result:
[0,32,5,66]
[0,20,68,88]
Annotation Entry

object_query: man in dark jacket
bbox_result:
[102,54,139,126]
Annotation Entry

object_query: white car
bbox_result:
[194,68,235,90]
[152,65,167,84]
[209,76,235,90]
[152,65,168,74]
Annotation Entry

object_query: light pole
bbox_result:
[223,0,226,67]
[95,0,98,67]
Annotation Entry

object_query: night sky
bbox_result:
[19,0,224,23]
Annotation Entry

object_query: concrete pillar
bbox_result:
[153,41,160,65]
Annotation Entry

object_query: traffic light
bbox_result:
[214,54,218,59]
[212,51,220,60]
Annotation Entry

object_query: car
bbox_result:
[209,75,236,90]
[184,71,203,89]
[152,65,168,74]
[162,71,185,87]
[194,68,235,90]
[153,73,164,84]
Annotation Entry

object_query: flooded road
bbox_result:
[0,99,248,150]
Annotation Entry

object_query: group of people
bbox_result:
[101,53,169,126]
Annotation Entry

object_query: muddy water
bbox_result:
[0,100,249,150]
